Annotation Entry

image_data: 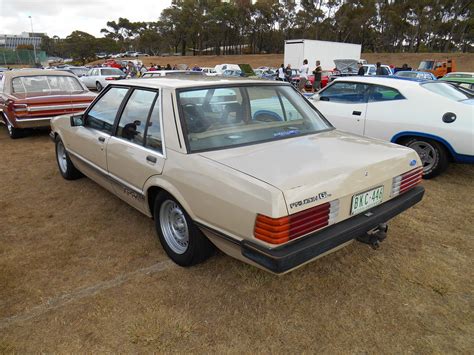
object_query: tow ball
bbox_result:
[356,223,388,250]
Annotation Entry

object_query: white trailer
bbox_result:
[284,39,362,70]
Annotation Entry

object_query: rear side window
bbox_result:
[116,89,157,145]
[86,87,128,133]
[145,97,163,153]
[368,85,405,102]
[319,82,371,103]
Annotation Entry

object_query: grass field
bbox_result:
[89,52,474,72]
[0,126,473,352]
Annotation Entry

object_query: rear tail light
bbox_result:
[254,200,340,245]
[104,77,116,80]
[12,103,28,112]
[392,167,423,197]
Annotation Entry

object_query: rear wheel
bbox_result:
[154,192,214,266]
[403,137,449,179]
[96,81,103,91]
[55,137,83,180]
[5,119,23,139]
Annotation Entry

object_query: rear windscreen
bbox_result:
[12,75,85,94]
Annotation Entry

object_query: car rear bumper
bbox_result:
[200,186,424,274]
[241,186,424,273]
[14,117,52,128]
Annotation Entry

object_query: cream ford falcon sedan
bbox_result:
[50,78,425,274]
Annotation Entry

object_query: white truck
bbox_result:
[284,39,362,70]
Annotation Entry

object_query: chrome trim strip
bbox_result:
[14,117,52,122]
[27,103,90,112]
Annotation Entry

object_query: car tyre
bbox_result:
[403,137,449,179]
[96,81,103,91]
[55,137,83,180]
[154,192,214,267]
[5,119,23,139]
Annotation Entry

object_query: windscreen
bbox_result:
[177,85,331,152]
[418,61,434,70]
[101,68,124,76]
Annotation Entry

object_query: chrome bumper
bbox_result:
[14,117,52,129]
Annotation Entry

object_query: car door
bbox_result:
[106,88,165,212]
[66,86,129,192]
[363,84,407,140]
[310,81,370,135]
[82,69,95,88]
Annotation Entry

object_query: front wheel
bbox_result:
[403,138,449,179]
[55,137,83,180]
[154,193,214,266]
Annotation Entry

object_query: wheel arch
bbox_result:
[391,131,455,162]
[145,179,196,220]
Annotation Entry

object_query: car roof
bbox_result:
[1,69,77,78]
[113,77,286,89]
[332,76,425,87]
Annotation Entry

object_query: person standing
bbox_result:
[376,62,388,76]
[285,64,292,82]
[312,60,322,92]
[299,59,309,92]
[278,64,285,81]
[357,61,365,76]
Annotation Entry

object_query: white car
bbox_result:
[363,64,393,76]
[201,67,218,76]
[80,67,126,91]
[308,76,474,178]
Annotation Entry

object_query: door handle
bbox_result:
[146,155,157,163]
[352,111,362,116]
[98,136,106,142]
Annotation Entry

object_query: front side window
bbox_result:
[86,87,128,133]
[116,89,157,145]
[319,82,371,103]
[178,85,331,152]
[368,85,405,102]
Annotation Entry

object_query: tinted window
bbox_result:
[368,85,405,102]
[101,68,124,76]
[116,89,156,144]
[178,85,330,152]
[319,82,370,103]
[145,97,162,152]
[86,87,128,133]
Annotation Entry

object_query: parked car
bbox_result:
[50,78,424,273]
[394,71,437,80]
[222,69,243,77]
[141,70,204,78]
[308,77,474,178]
[0,69,95,138]
[56,66,89,78]
[133,52,149,57]
[80,67,126,91]
[306,70,339,91]
[439,72,474,91]
[201,67,218,76]
[363,64,393,76]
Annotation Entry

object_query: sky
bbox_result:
[0,0,173,38]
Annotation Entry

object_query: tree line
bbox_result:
[41,0,473,63]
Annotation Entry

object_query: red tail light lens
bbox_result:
[392,167,423,196]
[254,200,340,245]
[104,77,116,80]
[11,103,28,112]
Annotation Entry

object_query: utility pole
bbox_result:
[28,16,38,66]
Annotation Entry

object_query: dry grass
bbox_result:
[89,52,474,72]
[0,127,473,353]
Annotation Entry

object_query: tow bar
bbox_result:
[356,223,388,249]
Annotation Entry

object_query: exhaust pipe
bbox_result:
[356,223,388,249]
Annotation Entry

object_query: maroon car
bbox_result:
[0,69,96,138]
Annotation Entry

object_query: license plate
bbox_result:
[351,186,384,215]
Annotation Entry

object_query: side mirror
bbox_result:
[70,114,85,127]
